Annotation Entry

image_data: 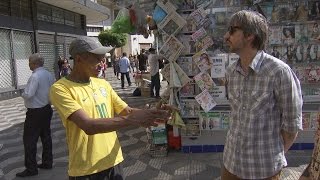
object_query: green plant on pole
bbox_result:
[98,29,127,64]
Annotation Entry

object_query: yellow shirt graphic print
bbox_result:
[49,77,128,176]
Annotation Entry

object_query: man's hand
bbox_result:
[125,109,171,127]
[155,100,179,113]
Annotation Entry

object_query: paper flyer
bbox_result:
[179,81,195,97]
[189,7,207,26]
[302,112,311,130]
[160,64,170,82]
[177,34,196,55]
[199,112,208,130]
[221,112,230,129]
[159,35,184,62]
[195,89,217,112]
[156,0,176,14]
[180,99,200,117]
[176,56,199,76]
[192,51,212,72]
[181,13,197,33]
[310,112,320,130]
[194,72,215,91]
[174,62,192,87]
[305,65,320,83]
[191,27,207,42]
[199,111,230,130]
[211,54,227,78]
[195,35,214,51]
[210,86,226,99]
[158,12,187,36]
[207,112,221,130]
[302,85,320,102]
[181,123,201,137]
[153,0,177,26]
[269,26,282,45]
[170,0,195,11]
[169,62,192,88]
[160,87,170,101]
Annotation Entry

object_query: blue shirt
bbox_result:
[119,56,130,73]
[22,67,55,108]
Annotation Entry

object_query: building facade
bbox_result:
[0,0,112,100]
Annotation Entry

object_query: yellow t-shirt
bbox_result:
[49,77,127,177]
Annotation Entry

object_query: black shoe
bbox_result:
[16,169,38,177]
[38,164,52,169]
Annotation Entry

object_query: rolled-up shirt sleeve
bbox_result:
[275,66,303,132]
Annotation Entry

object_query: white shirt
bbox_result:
[148,53,162,76]
[22,67,55,108]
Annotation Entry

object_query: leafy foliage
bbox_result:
[98,29,127,48]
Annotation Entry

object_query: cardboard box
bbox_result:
[141,87,150,97]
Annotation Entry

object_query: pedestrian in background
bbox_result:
[17,53,55,177]
[129,54,135,73]
[222,10,302,180]
[148,48,162,98]
[133,55,138,72]
[115,56,120,80]
[119,52,132,89]
[49,36,173,180]
[99,57,107,78]
[138,49,148,72]
[57,56,64,79]
[60,58,72,77]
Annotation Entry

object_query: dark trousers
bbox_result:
[150,72,160,97]
[23,104,53,173]
[69,163,124,180]
[120,72,131,88]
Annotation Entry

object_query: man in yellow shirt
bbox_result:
[50,36,171,179]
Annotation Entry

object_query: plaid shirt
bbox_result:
[223,51,303,179]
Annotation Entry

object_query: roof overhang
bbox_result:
[39,0,111,23]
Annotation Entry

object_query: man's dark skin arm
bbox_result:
[68,106,171,135]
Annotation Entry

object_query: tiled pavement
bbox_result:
[0,68,313,180]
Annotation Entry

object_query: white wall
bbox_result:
[130,34,155,55]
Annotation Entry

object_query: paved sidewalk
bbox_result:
[0,68,312,180]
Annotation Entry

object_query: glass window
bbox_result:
[74,14,83,29]
[0,0,10,16]
[64,11,75,26]
[11,0,31,19]
[52,7,64,24]
[37,2,52,22]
